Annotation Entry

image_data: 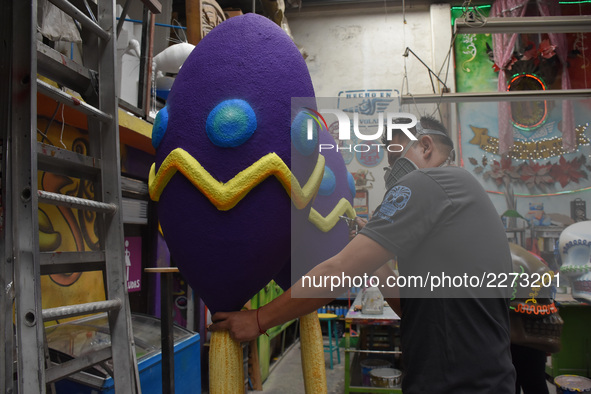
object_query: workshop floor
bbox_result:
[255,338,345,394]
[253,340,557,394]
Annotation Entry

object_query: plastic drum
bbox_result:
[360,359,391,387]
[370,368,402,388]
[555,375,591,393]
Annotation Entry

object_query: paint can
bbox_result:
[360,358,391,387]
[370,368,402,388]
[555,375,591,393]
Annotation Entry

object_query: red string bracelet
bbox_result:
[256,308,268,337]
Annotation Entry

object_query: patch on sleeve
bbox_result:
[375,186,412,223]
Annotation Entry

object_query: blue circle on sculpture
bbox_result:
[152,106,168,149]
[318,166,336,196]
[206,99,257,148]
[347,172,356,198]
[291,111,318,156]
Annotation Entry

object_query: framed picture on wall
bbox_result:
[354,190,369,218]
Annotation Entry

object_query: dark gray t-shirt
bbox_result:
[360,166,516,393]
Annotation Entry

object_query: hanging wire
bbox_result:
[392,89,403,111]
[83,0,98,23]
[402,0,407,24]
[59,102,67,149]
[437,31,458,80]
[169,19,188,44]
[151,59,157,117]
[41,101,61,144]
[428,30,459,119]
[400,0,422,116]
[36,128,55,146]
[460,0,488,27]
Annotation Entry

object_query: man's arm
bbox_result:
[209,233,396,342]
[354,217,402,316]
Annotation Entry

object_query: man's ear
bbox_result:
[420,135,434,158]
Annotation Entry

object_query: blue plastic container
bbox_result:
[48,313,200,394]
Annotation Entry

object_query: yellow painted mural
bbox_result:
[37,116,106,326]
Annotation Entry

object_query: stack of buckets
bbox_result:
[554,375,591,393]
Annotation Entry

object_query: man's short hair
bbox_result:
[380,116,416,146]
[418,115,454,151]
[381,115,452,147]
[381,114,454,164]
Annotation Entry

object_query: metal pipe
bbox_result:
[455,15,591,35]
[38,190,117,214]
[116,0,133,37]
[36,79,112,124]
[47,0,110,40]
[42,300,121,321]
[344,348,402,354]
[403,47,448,92]
[161,272,175,394]
[400,89,591,105]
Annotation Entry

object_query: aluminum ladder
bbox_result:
[1,1,141,392]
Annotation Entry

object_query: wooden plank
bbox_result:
[144,267,180,273]
[248,338,263,390]
[243,301,262,390]
[144,11,156,120]
[140,0,162,14]
[185,0,203,45]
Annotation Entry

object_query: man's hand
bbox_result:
[209,310,260,342]
[355,216,368,229]
[349,216,368,240]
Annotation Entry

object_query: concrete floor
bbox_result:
[254,340,558,394]
[256,339,345,394]
[204,337,559,393]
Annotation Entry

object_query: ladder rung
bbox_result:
[45,347,112,384]
[38,191,117,214]
[37,79,112,124]
[37,142,101,180]
[42,300,122,322]
[37,41,96,98]
[40,251,106,275]
[48,0,110,41]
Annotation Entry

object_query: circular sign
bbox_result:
[507,73,548,131]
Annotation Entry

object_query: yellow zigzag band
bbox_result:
[308,198,356,233]
[148,148,325,211]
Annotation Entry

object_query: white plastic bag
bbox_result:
[38,0,82,43]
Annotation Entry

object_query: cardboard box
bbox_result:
[224,8,243,18]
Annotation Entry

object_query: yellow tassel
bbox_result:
[209,331,244,393]
[300,312,327,394]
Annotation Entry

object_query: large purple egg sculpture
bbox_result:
[275,127,357,291]
[148,14,323,313]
